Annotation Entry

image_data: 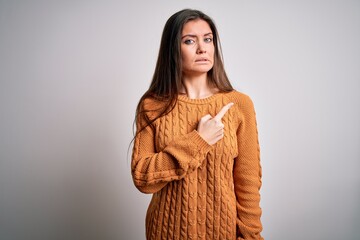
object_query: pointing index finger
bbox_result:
[213,102,234,121]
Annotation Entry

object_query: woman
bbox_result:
[131,9,263,240]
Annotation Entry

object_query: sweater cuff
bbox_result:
[187,130,212,170]
[192,130,212,150]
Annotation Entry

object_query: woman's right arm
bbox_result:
[131,111,212,194]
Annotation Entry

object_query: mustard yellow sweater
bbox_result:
[132,90,263,240]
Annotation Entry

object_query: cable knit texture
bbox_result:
[132,90,263,240]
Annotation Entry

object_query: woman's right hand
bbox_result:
[197,102,234,145]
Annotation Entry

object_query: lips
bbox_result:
[195,58,209,62]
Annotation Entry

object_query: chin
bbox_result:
[193,66,213,73]
[183,65,214,76]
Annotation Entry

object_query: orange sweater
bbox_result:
[131,90,263,240]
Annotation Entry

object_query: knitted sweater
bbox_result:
[131,90,263,240]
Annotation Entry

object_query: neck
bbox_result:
[180,73,218,99]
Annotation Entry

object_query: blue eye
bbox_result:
[204,38,213,43]
[184,39,195,45]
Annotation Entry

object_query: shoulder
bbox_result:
[223,90,255,110]
[139,96,168,121]
[141,97,164,110]
[223,90,258,127]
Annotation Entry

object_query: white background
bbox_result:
[0,0,359,239]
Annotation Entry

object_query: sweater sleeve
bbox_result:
[233,95,264,240]
[131,106,212,194]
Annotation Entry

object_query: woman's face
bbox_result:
[180,19,214,77]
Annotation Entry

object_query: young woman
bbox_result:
[131,9,263,240]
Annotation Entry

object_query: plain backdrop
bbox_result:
[0,0,359,239]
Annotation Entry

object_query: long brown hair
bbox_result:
[134,9,233,136]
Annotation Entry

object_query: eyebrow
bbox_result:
[181,32,213,39]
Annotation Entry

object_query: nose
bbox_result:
[196,42,206,54]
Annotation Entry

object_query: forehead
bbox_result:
[182,19,212,35]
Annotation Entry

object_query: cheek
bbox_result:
[209,46,215,59]
[181,49,192,64]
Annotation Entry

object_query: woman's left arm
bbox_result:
[233,95,264,240]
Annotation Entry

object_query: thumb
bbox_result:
[200,114,212,122]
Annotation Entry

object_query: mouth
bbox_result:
[195,58,209,62]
